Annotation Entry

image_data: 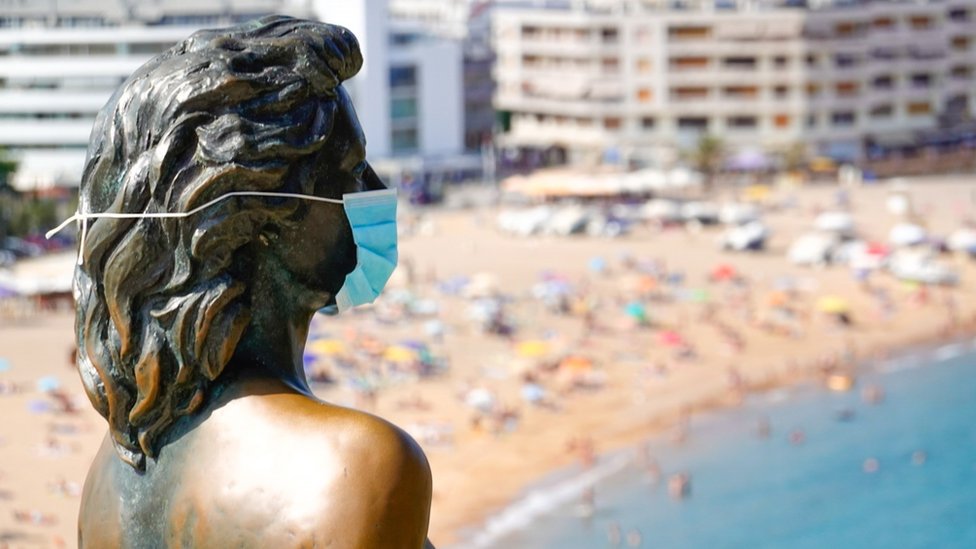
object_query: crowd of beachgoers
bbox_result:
[0,175,974,547]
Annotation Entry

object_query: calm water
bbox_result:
[470,341,976,549]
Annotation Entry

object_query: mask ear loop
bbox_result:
[77,216,88,266]
[46,191,349,268]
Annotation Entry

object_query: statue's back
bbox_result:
[80,385,433,549]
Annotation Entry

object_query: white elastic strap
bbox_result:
[46,190,345,240]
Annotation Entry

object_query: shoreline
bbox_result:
[446,320,976,548]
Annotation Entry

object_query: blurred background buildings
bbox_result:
[0,0,975,194]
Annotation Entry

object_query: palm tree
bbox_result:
[689,134,724,194]
[0,146,16,190]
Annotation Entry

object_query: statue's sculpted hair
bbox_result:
[74,16,363,469]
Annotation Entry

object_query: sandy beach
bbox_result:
[1,176,975,548]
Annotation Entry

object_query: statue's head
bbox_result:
[74,16,374,469]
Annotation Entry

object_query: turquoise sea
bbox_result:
[464,340,976,549]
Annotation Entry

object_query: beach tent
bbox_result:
[947,228,976,253]
[814,211,856,237]
[719,203,761,225]
[788,232,839,266]
[889,223,928,247]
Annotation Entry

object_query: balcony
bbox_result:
[0,118,94,145]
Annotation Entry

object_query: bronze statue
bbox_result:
[61,16,433,548]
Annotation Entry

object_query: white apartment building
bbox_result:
[493,0,976,165]
[0,0,469,191]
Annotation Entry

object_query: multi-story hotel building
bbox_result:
[0,0,469,191]
[493,0,976,165]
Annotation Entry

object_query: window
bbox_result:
[774,85,789,98]
[602,57,619,73]
[723,56,757,69]
[909,16,932,30]
[806,83,821,97]
[677,117,709,130]
[870,104,893,118]
[671,57,709,70]
[636,58,652,73]
[723,86,758,98]
[773,56,788,68]
[834,53,859,68]
[668,26,711,40]
[805,54,818,67]
[907,102,931,116]
[806,114,817,128]
[910,73,932,88]
[637,88,653,102]
[871,47,898,60]
[773,114,791,128]
[392,128,418,153]
[727,116,757,129]
[129,43,168,55]
[952,36,970,51]
[673,87,708,100]
[641,117,656,129]
[836,82,859,96]
[873,17,895,30]
[391,98,417,119]
[604,117,622,130]
[601,28,619,44]
[873,75,895,89]
[951,65,973,79]
[390,65,417,88]
[949,8,971,22]
[831,111,856,126]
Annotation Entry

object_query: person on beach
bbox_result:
[62,17,433,548]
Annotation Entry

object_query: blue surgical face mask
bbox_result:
[46,188,399,312]
[333,188,398,312]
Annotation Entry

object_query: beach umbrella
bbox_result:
[559,355,593,374]
[767,291,790,307]
[711,263,737,282]
[383,345,419,364]
[727,149,771,171]
[741,185,772,203]
[816,296,850,314]
[0,358,9,372]
[464,272,499,299]
[465,387,496,412]
[657,330,685,347]
[37,376,60,392]
[308,339,347,356]
[0,282,18,299]
[684,288,711,303]
[521,382,546,404]
[516,340,551,359]
[637,275,657,294]
[865,242,890,257]
[624,301,647,323]
[588,256,607,274]
[810,156,836,173]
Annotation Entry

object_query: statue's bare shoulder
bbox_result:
[187,388,433,548]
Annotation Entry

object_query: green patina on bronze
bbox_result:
[73,15,434,548]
